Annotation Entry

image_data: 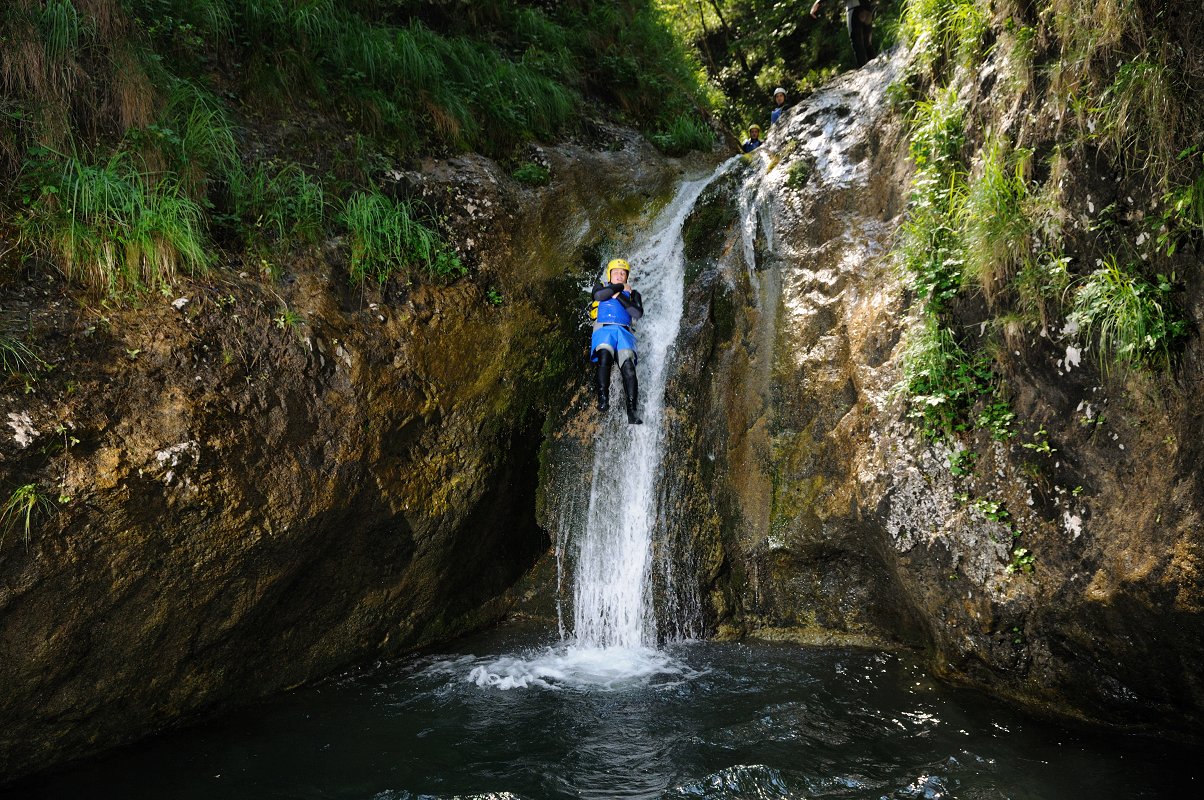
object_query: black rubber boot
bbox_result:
[620,360,642,424]
[594,349,613,413]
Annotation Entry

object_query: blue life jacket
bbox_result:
[771,106,784,125]
[595,292,634,326]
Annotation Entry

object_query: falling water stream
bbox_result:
[567,165,718,651]
[11,63,1204,799]
[463,162,732,695]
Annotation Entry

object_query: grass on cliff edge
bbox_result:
[0,483,54,548]
[1,0,715,296]
[339,189,466,288]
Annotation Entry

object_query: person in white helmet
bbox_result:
[810,0,874,68]
[771,87,787,125]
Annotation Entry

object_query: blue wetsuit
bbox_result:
[590,282,642,363]
[771,106,784,125]
[742,137,763,153]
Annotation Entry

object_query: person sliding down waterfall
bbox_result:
[590,258,644,424]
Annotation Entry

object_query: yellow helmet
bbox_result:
[607,258,632,282]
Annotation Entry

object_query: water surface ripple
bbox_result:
[12,625,1200,799]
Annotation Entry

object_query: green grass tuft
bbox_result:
[902,0,989,78]
[339,189,464,287]
[159,80,241,194]
[1,483,54,547]
[963,139,1033,307]
[649,113,715,156]
[1094,55,1185,189]
[19,149,211,294]
[1069,258,1188,374]
[231,162,326,245]
[0,313,41,375]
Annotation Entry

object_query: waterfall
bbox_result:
[468,160,734,689]
[569,165,729,650]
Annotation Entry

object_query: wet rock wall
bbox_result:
[0,132,688,781]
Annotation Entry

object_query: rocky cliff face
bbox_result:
[0,130,687,781]
[4,35,1201,788]
[665,50,1204,733]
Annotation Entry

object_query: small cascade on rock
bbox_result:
[570,163,733,650]
[468,159,735,689]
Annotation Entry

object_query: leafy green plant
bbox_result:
[338,189,464,287]
[511,162,550,186]
[944,0,988,67]
[895,85,1023,447]
[486,288,504,306]
[785,159,812,191]
[976,396,1015,440]
[908,87,965,171]
[1007,546,1035,575]
[1022,426,1057,456]
[949,448,976,476]
[1158,147,1204,255]
[901,318,994,439]
[1069,258,1188,373]
[900,88,966,317]
[274,306,302,331]
[972,497,1010,523]
[1,484,55,547]
[886,76,918,113]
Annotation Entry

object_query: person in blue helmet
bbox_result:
[590,258,644,424]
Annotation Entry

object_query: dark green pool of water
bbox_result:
[10,625,1201,799]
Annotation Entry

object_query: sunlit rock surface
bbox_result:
[665,50,1204,732]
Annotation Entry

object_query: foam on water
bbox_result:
[464,644,689,691]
